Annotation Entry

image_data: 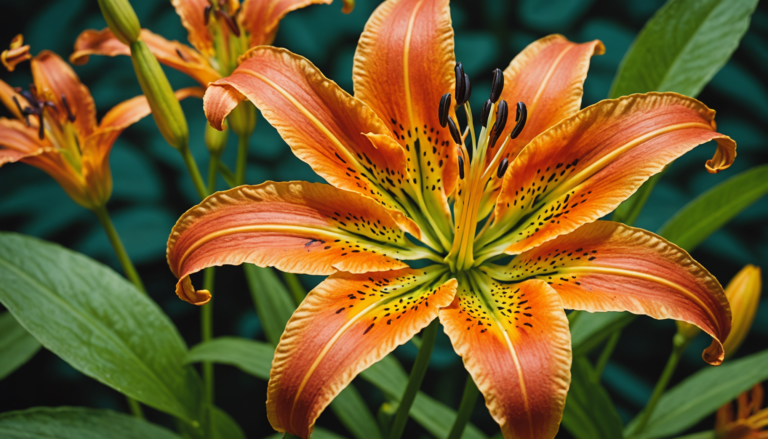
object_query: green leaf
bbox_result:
[625,348,768,438]
[244,264,295,346]
[0,407,182,439]
[330,385,383,439]
[186,337,273,380]
[0,233,203,422]
[571,312,636,357]
[361,356,487,439]
[211,407,246,439]
[612,173,665,227]
[263,426,349,439]
[562,358,624,439]
[658,164,768,251]
[672,433,716,439]
[610,0,759,98]
[0,311,41,380]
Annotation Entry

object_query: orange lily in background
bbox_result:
[0,45,201,209]
[167,0,737,437]
[716,383,768,438]
[69,0,354,86]
[1,34,31,72]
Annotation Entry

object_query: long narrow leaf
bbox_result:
[186,337,273,380]
[244,264,295,346]
[562,358,624,439]
[0,311,41,380]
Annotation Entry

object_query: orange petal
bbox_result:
[240,0,332,47]
[0,119,90,206]
[439,274,571,439]
[31,51,97,141]
[478,93,736,258]
[485,221,731,365]
[167,181,433,305]
[203,47,418,222]
[170,0,214,56]
[352,0,458,235]
[268,266,456,438]
[478,35,604,215]
[71,28,221,87]
[0,78,27,120]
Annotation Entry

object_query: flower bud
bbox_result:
[96,0,141,45]
[130,40,189,150]
[677,265,761,358]
[341,0,355,14]
[227,101,257,138]
[205,123,229,156]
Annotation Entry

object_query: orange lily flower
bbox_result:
[167,0,736,437]
[716,383,768,438]
[1,35,32,72]
[0,47,201,209]
[69,0,354,86]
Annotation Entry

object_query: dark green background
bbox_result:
[1,0,767,437]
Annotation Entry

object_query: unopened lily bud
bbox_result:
[96,0,140,45]
[130,40,189,150]
[677,265,761,358]
[205,123,229,156]
[228,101,257,138]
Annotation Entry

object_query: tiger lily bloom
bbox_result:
[716,383,768,439]
[69,0,354,86]
[168,0,736,437]
[0,47,201,209]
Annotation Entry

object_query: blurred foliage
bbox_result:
[0,0,766,437]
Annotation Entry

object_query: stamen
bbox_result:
[61,94,76,122]
[176,48,187,62]
[215,10,241,37]
[37,111,44,140]
[510,102,528,139]
[204,5,213,25]
[12,96,31,126]
[438,93,451,128]
[480,99,491,127]
[497,157,509,178]
[490,68,503,103]
[458,154,465,179]
[447,116,462,145]
[461,73,471,105]
[488,100,508,149]
[454,62,465,105]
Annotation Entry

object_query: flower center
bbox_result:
[203,0,247,75]
[442,64,527,272]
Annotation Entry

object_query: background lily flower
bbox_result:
[1,34,32,72]
[0,48,201,210]
[69,0,354,85]
[167,0,738,437]
[716,383,768,439]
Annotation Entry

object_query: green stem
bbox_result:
[92,206,145,294]
[207,153,220,194]
[235,134,249,186]
[447,375,480,439]
[217,161,237,187]
[201,268,215,436]
[180,145,208,200]
[127,397,144,419]
[389,320,439,439]
[281,272,306,305]
[634,333,691,434]
[593,330,621,380]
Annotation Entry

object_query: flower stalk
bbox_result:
[447,375,480,439]
[92,205,145,294]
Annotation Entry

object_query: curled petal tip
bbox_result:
[341,0,354,14]
[203,82,244,131]
[706,136,737,173]
[176,277,211,305]
[702,339,725,366]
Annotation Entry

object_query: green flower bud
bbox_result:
[227,101,257,138]
[96,0,141,45]
[130,40,189,150]
[205,122,229,156]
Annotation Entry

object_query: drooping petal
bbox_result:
[240,0,333,47]
[203,47,418,221]
[477,93,736,258]
[268,266,456,438]
[0,119,89,206]
[478,35,604,216]
[439,273,571,439]
[352,0,458,238]
[30,50,97,140]
[70,28,221,87]
[170,0,214,56]
[167,181,432,305]
[484,221,731,365]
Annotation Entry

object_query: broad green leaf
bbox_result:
[0,311,41,380]
[211,407,246,439]
[244,264,295,346]
[331,385,383,439]
[0,233,203,422]
[571,312,635,357]
[186,337,273,380]
[610,0,759,98]
[625,348,768,438]
[658,164,768,251]
[562,358,624,439]
[0,407,182,439]
[362,356,487,439]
